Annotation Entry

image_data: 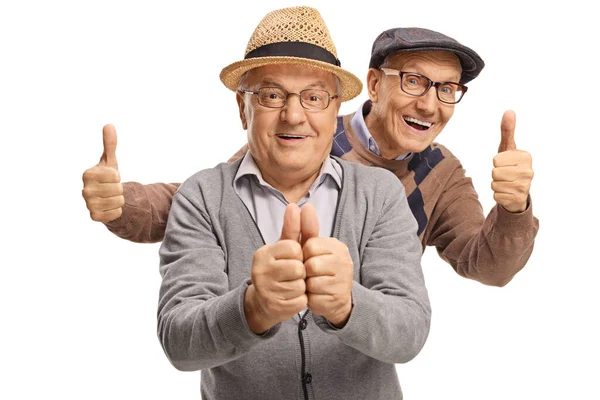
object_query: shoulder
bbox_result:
[175,160,241,201]
[430,142,461,163]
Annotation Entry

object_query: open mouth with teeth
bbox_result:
[276,134,308,140]
[404,116,433,131]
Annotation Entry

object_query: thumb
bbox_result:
[498,110,517,153]
[279,203,301,242]
[100,124,119,169]
[300,203,320,247]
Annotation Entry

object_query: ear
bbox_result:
[366,68,381,103]
[236,92,248,130]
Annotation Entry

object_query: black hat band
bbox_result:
[245,42,341,67]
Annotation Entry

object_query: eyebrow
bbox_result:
[399,66,461,83]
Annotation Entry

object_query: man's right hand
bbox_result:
[82,124,124,223]
[244,203,308,334]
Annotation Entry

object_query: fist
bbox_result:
[492,110,534,213]
[302,204,354,327]
[82,124,124,222]
[245,204,307,333]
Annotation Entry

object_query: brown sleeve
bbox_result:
[426,165,539,287]
[104,182,180,243]
[103,144,250,243]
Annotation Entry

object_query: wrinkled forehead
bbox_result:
[384,50,462,75]
[244,64,338,89]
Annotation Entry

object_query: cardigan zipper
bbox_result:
[298,310,310,400]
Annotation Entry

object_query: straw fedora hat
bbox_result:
[219,6,362,101]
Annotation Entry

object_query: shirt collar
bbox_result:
[350,100,412,161]
[234,152,342,194]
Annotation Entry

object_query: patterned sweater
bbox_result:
[105,113,539,286]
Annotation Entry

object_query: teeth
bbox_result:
[404,117,432,128]
[278,134,305,139]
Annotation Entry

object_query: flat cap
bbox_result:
[369,27,485,84]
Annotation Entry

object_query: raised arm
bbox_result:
[82,123,249,243]
[104,181,180,243]
[427,111,539,287]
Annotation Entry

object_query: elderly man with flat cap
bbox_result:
[83,23,538,288]
[107,6,429,400]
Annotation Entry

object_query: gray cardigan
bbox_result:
[158,157,431,400]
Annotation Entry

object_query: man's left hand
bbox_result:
[492,110,534,213]
[301,204,354,328]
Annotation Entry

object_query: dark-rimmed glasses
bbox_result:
[380,68,468,104]
[238,87,338,111]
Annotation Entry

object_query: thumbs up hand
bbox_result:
[302,204,354,328]
[82,124,124,222]
[492,110,534,213]
[245,204,307,334]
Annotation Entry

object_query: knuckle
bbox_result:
[299,279,307,292]
[305,259,317,276]
[518,183,530,194]
[305,278,316,293]
[82,167,96,182]
[87,197,100,211]
[294,261,306,279]
[81,187,92,200]
[304,237,317,250]
[90,212,104,222]
[526,169,534,179]
[252,251,266,268]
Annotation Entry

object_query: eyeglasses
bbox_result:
[380,68,468,104]
[238,87,338,111]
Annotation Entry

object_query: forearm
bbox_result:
[315,282,430,364]
[315,174,431,364]
[158,280,278,371]
[104,182,179,243]
[439,198,539,286]
[158,189,280,371]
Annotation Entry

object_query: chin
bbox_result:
[396,138,431,155]
[401,131,439,153]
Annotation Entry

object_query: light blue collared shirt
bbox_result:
[351,100,412,161]
[233,152,342,245]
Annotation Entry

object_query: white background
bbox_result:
[2,0,599,399]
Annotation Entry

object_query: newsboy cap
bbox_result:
[369,27,485,84]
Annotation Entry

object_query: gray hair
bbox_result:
[236,70,342,96]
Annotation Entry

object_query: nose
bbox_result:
[280,94,307,125]
[415,86,438,115]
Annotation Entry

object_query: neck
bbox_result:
[364,110,408,160]
[260,165,322,204]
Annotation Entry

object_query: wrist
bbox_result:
[328,301,352,329]
[244,284,272,334]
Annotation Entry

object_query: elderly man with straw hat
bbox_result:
[140,6,429,400]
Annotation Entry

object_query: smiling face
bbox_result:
[236,64,340,187]
[365,51,462,158]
